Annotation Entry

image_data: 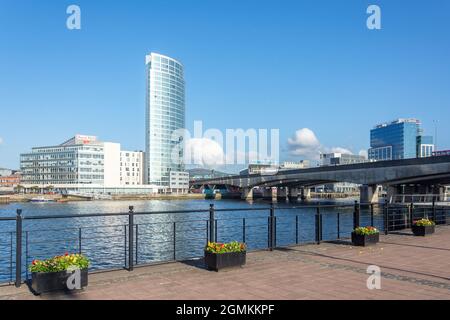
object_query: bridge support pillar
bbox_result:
[262,188,274,200]
[288,188,299,202]
[301,187,311,201]
[277,187,288,202]
[360,185,379,204]
[241,187,254,201]
[386,186,398,203]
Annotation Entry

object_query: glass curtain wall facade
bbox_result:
[145,53,185,187]
[369,119,421,161]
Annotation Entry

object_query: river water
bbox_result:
[0,198,384,283]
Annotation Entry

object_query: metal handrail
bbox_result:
[1,202,449,288]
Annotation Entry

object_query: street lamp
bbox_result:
[433,120,438,151]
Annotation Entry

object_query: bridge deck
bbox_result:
[2,226,450,300]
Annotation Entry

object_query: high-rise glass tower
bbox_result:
[145,53,185,186]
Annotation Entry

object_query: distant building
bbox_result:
[169,171,189,194]
[417,135,435,158]
[279,161,310,170]
[240,163,279,176]
[120,151,144,186]
[368,119,434,161]
[320,153,367,166]
[20,134,157,195]
[319,153,368,193]
[0,168,13,177]
[0,172,21,187]
[433,150,450,157]
[188,168,232,181]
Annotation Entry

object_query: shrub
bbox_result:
[29,253,89,273]
[205,241,246,254]
[353,226,379,235]
[413,218,435,227]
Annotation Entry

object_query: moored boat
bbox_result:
[30,197,55,203]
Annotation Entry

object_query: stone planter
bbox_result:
[351,232,379,247]
[412,225,435,236]
[31,268,88,295]
[204,251,246,271]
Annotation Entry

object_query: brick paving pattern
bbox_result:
[1,226,449,300]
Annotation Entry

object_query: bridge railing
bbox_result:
[389,194,448,204]
[1,201,449,288]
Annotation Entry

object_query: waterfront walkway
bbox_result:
[1,226,450,300]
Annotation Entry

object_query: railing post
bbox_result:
[269,204,275,251]
[432,198,436,223]
[409,202,414,228]
[384,199,389,235]
[78,228,82,254]
[242,218,246,243]
[315,206,321,244]
[128,206,134,271]
[209,204,215,243]
[124,225,127,268]
[173,222,176,261]
[15,209,22,288]
[295,215,299,244]
[370,203,374,226]
[135,224,139,265]
[353,201,360,230]
[337,212,340,239]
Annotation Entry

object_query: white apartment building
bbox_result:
[120,151,144,185]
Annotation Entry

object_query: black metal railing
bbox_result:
[0,201,449,288]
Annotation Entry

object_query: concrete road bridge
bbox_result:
[191,156,450,203]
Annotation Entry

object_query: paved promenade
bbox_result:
[1,226,450,300]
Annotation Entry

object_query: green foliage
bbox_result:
[205,241,246,254]
[29,253,89,273]
[354,226,379,235]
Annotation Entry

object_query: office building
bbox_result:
[417,135,435,158]
[145,52,187,190]
[279,160,310,170]
[0,168,13,177]
[240,163,279,176]
[320,153,368,166]
[0,172,21,188]
[20,134,156,195]
[169,171,189,194]
[319,153,368,193]
[368,119,434,161]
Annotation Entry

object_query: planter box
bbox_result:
[31,268,88,295]
[204,251,246,271]
[412,225,435,236]
[351,232,379,247]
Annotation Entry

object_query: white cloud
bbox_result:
[329,147,353,155]
[287,128,355,160]
[287,128,322,159]
[358,149,368,159]
[184,138,225,168]
[288,128,320,148]
[0,137,3,145]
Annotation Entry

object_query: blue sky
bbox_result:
[1,0,449,171]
